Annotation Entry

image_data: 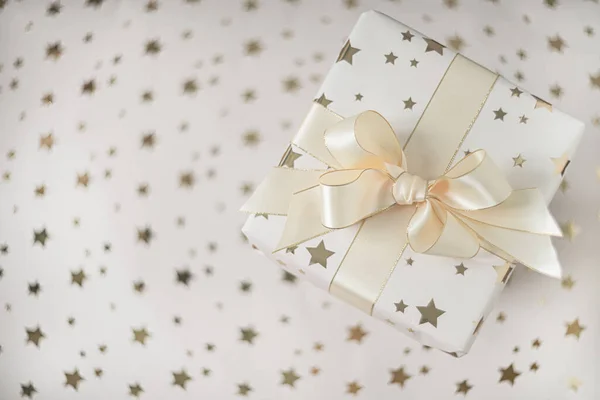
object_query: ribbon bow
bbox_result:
[273,110,563,278]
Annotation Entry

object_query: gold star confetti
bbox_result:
[237,383,252,396]
[419,365,430,375]
[565,318,585,339]
[493,108,507,120]
[384,52,398,64]
[512,154,526,167]
[64,369,84,390]
[46,41,64,60]
[346,381,362,395]
[548,35,566,52]
[456,380,473,395]
[20,383,37,398]
[336,40,361,65]
[417,299,445,327]
[389,366,411,388]
[424,38,444,55]
[129,383,144,397]
[172,369,192,389]
[33,228,49,247]
[71,270,87,287]
[182,78,199,94]
[281,369,300,387]
[132,327,151,345]
[240,327,258,344]
[498,363,521,385]
[26,326,46,347]
[306,240,334,268]
[137,226,154,244]
[403,97,416,110]
[347,324,368,343]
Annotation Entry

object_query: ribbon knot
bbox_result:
[392,172,429,205]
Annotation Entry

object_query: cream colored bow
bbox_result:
[269,110,563,278]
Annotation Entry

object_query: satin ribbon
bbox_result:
[243,108,563,279]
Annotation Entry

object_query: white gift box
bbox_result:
[241,10,583,356]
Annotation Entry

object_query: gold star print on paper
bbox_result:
[346,381,362,395]
[560,221,579,241]
[281,369,301,387]
[336,40,361,65]
[389,367,411,388]
[510,87,523,97]
[306,240,334,268]
[81,79,96,95]
[561,275,575,290]
[347,324,368,343]
[565,318,585,339]
[64,369,84,390]
[403,97,416,110]
[26,326,46,347]
[551,153,570,176]
[406,257,414,266]
[402,30,414,41]
[176,269,193,286]
[240,327,258,344]
[590,72,600,89]
[456,380,473,395]
[394,300,408,313]
[145,39,162,55]
[133,327,151,345]
[172,370,192,389]
[455,263,467,275]
[33,228,49,247]
[417,299,445,328]
[498,363,521,385]
[512,154,526,167]
[137,226,154,244]
[244,39,263,56]
[129,383,144,397]
[424,38,445,55]
[410,59,419,67]
[493,108,507,120]
[384,52,398,64]
[548,35,566,52]
[519,115,528,124]
[20,383,37,399]
[354,93,363,101]
[237,383,252,396]
[447,35,465,51]
[282,77,301,93]
[315,93,332,108]
[71,270,87,287]
[179,172,195,188]
[46,41,64,60]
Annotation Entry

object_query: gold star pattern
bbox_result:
[565,318,585,339]
[510,87,523,97]
[402,30,414,41]
[245,39,263,56]
[64,369,84,390]
[137,226,154,244]
[176,269,193,285]
[519,115,528,124]
[530,362,539,372]
[346,381,362,395]
[493,108,507,120]
[532,338,542,348]
[394,300,408,313]
[550,84,563,98]
[282,77,301,93]
[133,327,151,345]
[41,92,54,105]
[33,228,49,247]
[179,172,195,188]
[416,299,445,327]
[145,39,162,55]
[403,97,416,110]
[129,383,144,397]
[172,369,192,389]
[46,41,64,60]
[141,132,156,148]
[455,263,467,275]
[424,38,445,55]
[240,327,258,344]
[384,52,398,64]
[182,79,199,94]
[347,324,368,343]
[498,364,521,385]
[389,366,411,388]
[406,257,414,266]
[512,154,526,167]
[237,383,252,396]
[548,35,566,52]
[81,79,96,95]
[306,240,335,268]
[315,93,332,107]
[456,380,473,395]
[71,269,87,287]
[26,326,46,347]
[281,369,300,387]
[20,383,37,398]
[336,40,361,65]
[447,35,465,51]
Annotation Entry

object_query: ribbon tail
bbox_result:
[461,218,562,278]
[273,186,331,252]
[240,167,324,215]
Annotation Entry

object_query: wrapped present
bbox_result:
[240,10,584,356]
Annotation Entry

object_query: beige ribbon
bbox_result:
[241,55,563,314]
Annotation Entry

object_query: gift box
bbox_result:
[241,10,584,356]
